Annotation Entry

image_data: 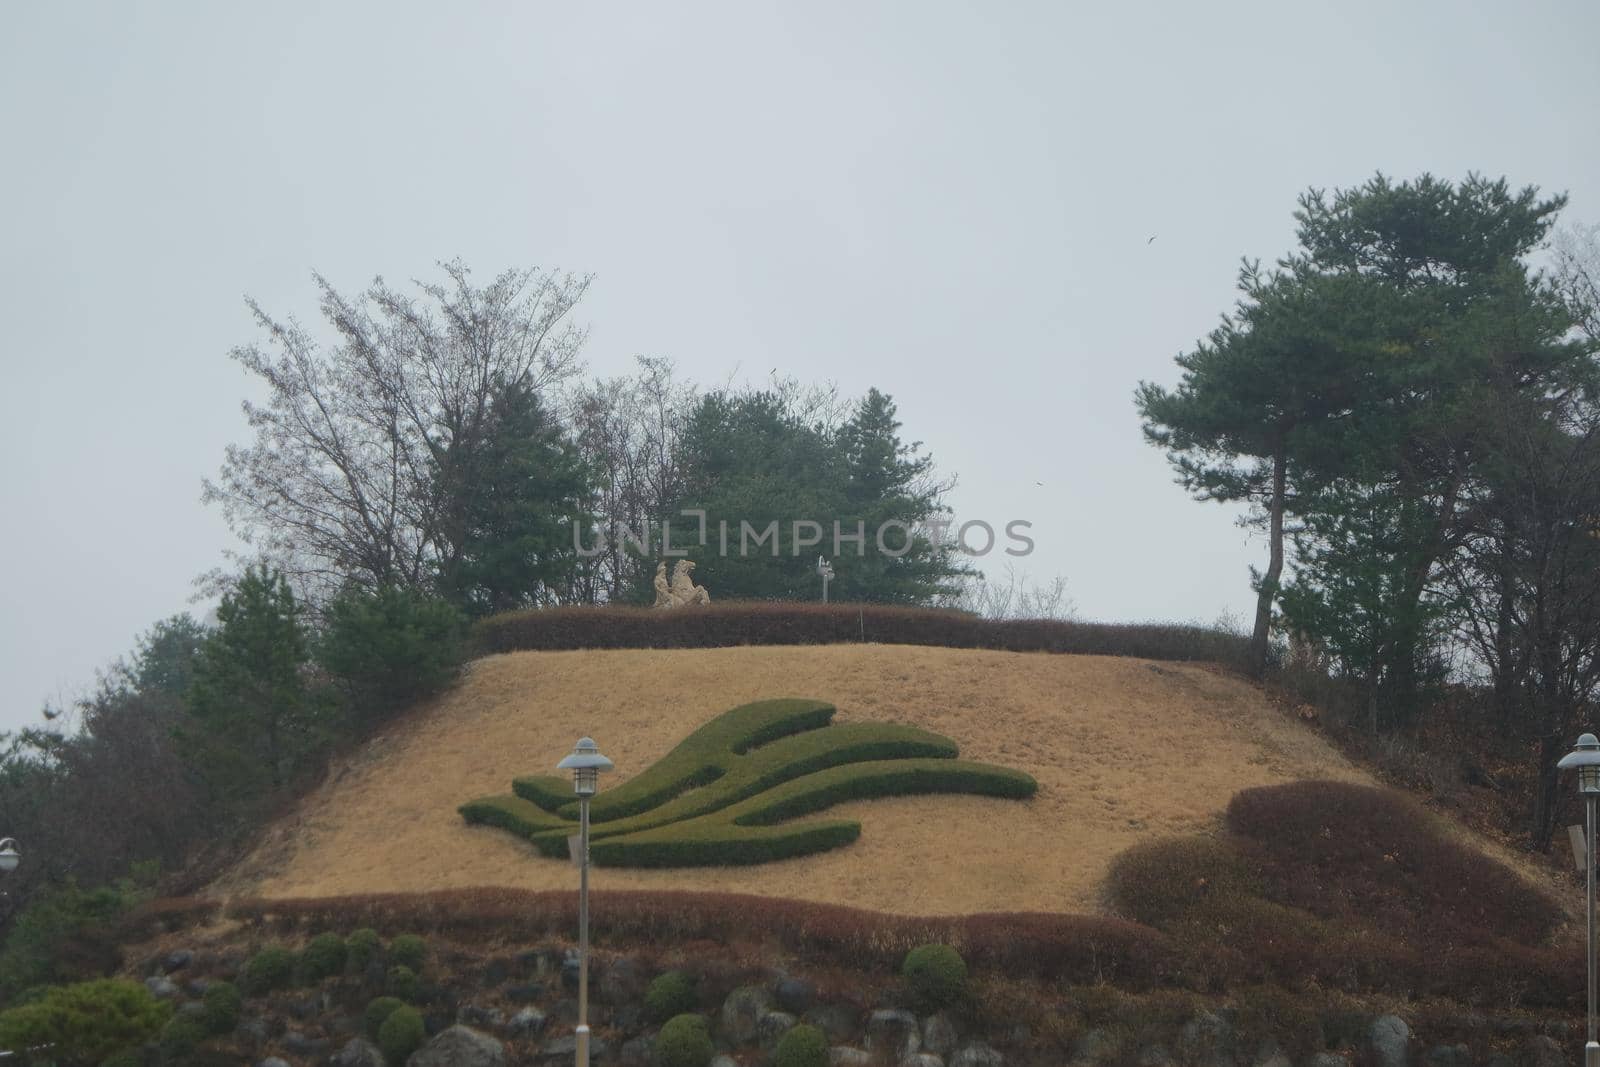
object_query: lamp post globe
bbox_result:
[556,738,613,1067]
[1559,733,1600,1067]
[0,838,17,874]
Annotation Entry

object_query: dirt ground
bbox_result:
[213,645,1399,915]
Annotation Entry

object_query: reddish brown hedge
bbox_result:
[471,602,1252,668]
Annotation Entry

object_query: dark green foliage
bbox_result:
[773,1023,829,1067]
[387,933,427,972]
[239,945,297,995]
[158,1012,209,1062]
[200,980,241,1035]
[902,944,967,1011]
[377,1004,426,1065]
[347,928,382,971]
[318,585,466,719]
[0,978,171,1065]
[654,1013,714,1067]
[643,970,697,1024]
[472,604,1252,670]
[0,879,143,1000]
[298,931,348,982]
[385,964,420,1000]
[364,995,407,1039]
[183,566,319,801]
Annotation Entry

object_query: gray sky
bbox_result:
[3,1,1597,734]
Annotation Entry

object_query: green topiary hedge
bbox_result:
[385,964,420,1000]
[299,931,348,981]
[239,945,297,995]
[377,1004,426,1064]
[200,980,241,1034]
[903,943,967,1010]
[364,995,407,1039]
[388,933,427,971]
[773,1023,830,1067]
[654,1013,715,1067]
[347,927,382,971]
[643,970,698,1024]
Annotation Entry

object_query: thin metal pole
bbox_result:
[578,796,591,1067]
[1588,793,1598,1067]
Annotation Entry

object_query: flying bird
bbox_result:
[1147,235,1157,244]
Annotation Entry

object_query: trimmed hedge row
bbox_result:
[515,698,837,819]
[587,759,1037,867]
[458,795,573,839]
[471,602,1253,669]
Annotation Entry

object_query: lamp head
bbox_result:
[1558,734,1600,795]
[0,838,18,874]
[557,737,614,798]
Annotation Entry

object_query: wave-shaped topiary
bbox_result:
[460,698,1037,867]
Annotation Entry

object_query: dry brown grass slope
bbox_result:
[211,645,1535,917]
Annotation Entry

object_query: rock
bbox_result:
[866,1009,921,1061]
[509,1007,547,1037]
[257,1060,291,1067]
[1368,1016,1411,1067]
[599,956,647,1003]
[1178,1011,1236,1067]
[923,1014,958,1058]
[1073,1029,1120,1065]
[905,1055,946,1067]
[776,977,817,1014]
[537,1034,613,1063]
[505,982,543,1003]
[760,1010,799,1047]
[1253,1040,1292,1067]
[144,975,179,999]
[482,957,514,986]
[1423,1045,1471,1067]
[619,1036,654,1065]
[284,994,321,1020]
[831,1049,874,1067]
[1138,1047,1174,1067]
[237,1017,272,1047]
[711,1057,738,1067]
[950,1044,1004,1067]
[560,957,581,993]
[613,1004,643,1032]
[805,1004,861,1044]
[409,1025,507,1067]
[282,1031,330,1057]
[1525,1035,1567,1067]
[334,1038,386,1067]
[459,1004,506,1029]
[162,949,194,973]
[185,978,211,997]
[1304,1054,1350,1067]
[721,985,774,1045]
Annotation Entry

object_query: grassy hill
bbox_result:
[209,643,1547,917]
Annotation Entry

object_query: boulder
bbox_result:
[905,1055,946,1067]
[334,1038,386,1067]
[1304,1054,1350,1067]
[481,957,515,986]
[760,1010,799,1047]
[257,1060,291,1067]
[950,1044,1004,1067]
[866,1009,921,1061]
[509,1007,547,1037]
[458,1004,506,1029]
[1525,1035,1568,1067]
[409,1025,507,1067]
[236,1017,272,1047]
[922,1014,958,1058]
[505,982,544,1003]
[281,1030,330,1057]
[1252,1040,1292,1067]
[776,977,817,1014]
[560,957,581,993]
[711,1058,738,1067]
[721,985,774,1045]
[144,975,179,999]
[830,1049,873,1067]
[619,1036,654,1065]
[162,949,194,973]
[1368,1016,1411,1067]
[599,956,647,1004]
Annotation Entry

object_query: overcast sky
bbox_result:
[2,1,1597,734]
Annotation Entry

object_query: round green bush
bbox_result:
[347,927,383,971]
[239,945,297,995]
[654,1013,714,1067]
[388,933,427,972]
[385,964,420,1001]
[0,979,171,1065]
[902,944,967,1010]
[365,995,407,1039]
[159,1012,209,1061]
[378,1004,426,1065]
[200,980,241,1035]
[644,970,696,1023]
[299,932,348,982]
[773,1023,829,1067]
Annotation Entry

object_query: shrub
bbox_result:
[299,931,348,981]
[159,1012,209,1062]
[200,980,241,1034]
[347,927,382,971]
[902,944,967,1010]
[239,945,297,995]
[388,933,427,971]
[773,1023,829,1067]
[365,995,407,1038]
[471,603,1252,671]
[0,880,143,999]
[377,1004,426,1065]
[0,978,171,1064]
[654,1013,715,1067]
[385,964,420,1000]
[318,585,466,719]
[1107,836,1262,928]
[644,970,697,1023]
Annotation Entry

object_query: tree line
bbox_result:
[1138,173,1600,849]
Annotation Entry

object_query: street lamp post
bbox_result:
[0,838,17,874]
[556,738,613,1067]
[1559,734,1600,1067]
[817,556,834,603]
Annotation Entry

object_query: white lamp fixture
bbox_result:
[558,737,614,797]
[0,838,17,874]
